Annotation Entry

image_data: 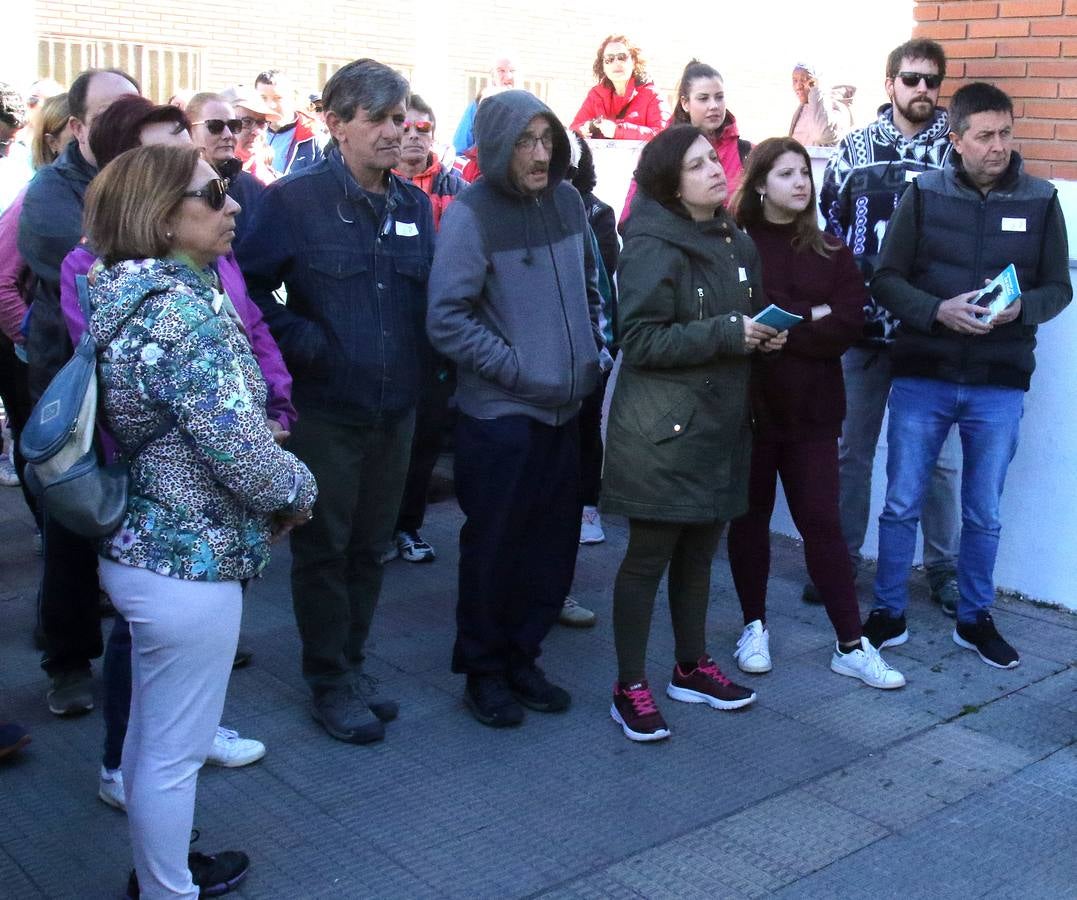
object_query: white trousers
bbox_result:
[99,559,242,900]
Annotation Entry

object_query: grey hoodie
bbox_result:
[426,90,602,426]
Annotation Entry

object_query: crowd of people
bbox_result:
[0,31,1070,899]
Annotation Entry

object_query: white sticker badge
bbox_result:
[905,169,922,183]
[738,267,747,282]
[1001,217,1026,233]
[395,220,419,237]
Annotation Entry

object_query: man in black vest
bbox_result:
[862,82,1071,669]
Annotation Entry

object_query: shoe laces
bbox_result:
[737,623,765,654]
[563,597,582,610]
[860,642,895,678]
[582,508,599,525]
[695,658,733,686]
[215,726,238,743]
[622,683,659,716]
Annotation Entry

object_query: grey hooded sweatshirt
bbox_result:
[426,90,602,426]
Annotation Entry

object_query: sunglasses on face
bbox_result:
[183,177,229,211]
[603,52,630,65]
[193,118,242,135]
[403,120,433,134]
[897,72,942,90]
[238,116,268,131]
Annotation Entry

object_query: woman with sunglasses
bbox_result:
[186,92,264,247]
[725,138,905,690]
[570,34,669,141]
[83,143,316,898]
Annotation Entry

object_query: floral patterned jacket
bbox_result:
[89,257,317,581]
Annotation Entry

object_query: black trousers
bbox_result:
[452,413,581,675]
[39,516,103,675]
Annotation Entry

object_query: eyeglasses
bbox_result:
[403,120,433,134]
[183,177,229,211]
[192,118,243,135]
[238,116,268,131]
[897,71,942,90]
[514,133,554,153]
[603,52,630,65]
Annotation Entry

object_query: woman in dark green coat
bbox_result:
[603,125,786,742]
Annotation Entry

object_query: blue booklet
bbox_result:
[971,264,1021,323]
[752,304,803,330]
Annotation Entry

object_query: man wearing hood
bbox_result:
[814,39,961,615]
[427,90,603,727]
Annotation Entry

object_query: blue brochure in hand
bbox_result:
[752,304,803,330]
[971,264,1021,323]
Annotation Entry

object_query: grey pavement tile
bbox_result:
[605,844,781,899]
[0,847,49,900]
[953,690,1077,756]
[1017,665,1077,713]
[986,607,1077,666]
[803,722,1037,831]
[750,654,865,719]
[791,683,944,750]
[538,872,649,899]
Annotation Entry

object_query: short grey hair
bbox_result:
[323,58,409,123]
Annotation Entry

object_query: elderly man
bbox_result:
[865,82,1071,668]
[18,67,139,716]
[239,59,434,744]
[451,53,517,153]
[428,90,603,727]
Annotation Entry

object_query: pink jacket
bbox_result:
[0,189,33,344]
[570,78,669,141]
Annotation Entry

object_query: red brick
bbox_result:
[1060,81,1077,97]
[942,39,998,58]
[939,1,998,18]
[1022,159,1054,178]
[1063,39,1077,54]
[1056,122,1077,140]
[1014,120,1055,139]
[1050,162,1077,180]
[1029,59,1077,77]
[915,3,940,19]
[915,21,968,38]
[948,61,967,78]
[1018,140,1077,161]
[1030,17,1077,34]
[998,0,1063,13]
[996,37,1062,55]
[968,18,1029,36]
[963,59,1028,76]
[1025,99,1077,118]
[992,79,1058,97]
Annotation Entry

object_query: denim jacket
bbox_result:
[238,147,435,419]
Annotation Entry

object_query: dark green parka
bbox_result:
[601,195,763,523]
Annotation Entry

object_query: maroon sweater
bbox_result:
[746,220,866,442]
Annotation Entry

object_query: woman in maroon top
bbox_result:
[726,138,905,690]
[570,34,669,141]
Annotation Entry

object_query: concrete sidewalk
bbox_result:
[1,475,1074,899]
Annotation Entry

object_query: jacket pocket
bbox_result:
[639,386,696,445]
[307,250,368,280]
[394,256,431,282]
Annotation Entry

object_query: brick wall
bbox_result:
[914,0,1077,180]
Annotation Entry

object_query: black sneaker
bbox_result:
[465,673,524,727]
[801,582,822,605]
[356,672,399,723]
[931,577,959,618]
[125,849,250,898]
[508,664,571,712]
[862,609,908,650]
[311,685,385,744]
[953,611,1020,669]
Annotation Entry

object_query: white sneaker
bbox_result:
[0,455,19,487]
[559,596,596,628]
[830,638,906,689]
[579,506,605,544]
[734,620,772,673]
[98,765,126,811]
[205,726,266,767]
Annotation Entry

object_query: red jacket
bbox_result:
[570,78,669,141]
[394,153,466,229]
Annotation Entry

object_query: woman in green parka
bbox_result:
[603,125,786,742]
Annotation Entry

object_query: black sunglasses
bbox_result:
[183,177,229,211]
[897,71,942,90]
[192,118,243,135]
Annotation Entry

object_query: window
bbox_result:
[316,59,413,94]
[465,72,549,103]
[38,34,202,103]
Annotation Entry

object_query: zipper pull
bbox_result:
[697,287,704,320]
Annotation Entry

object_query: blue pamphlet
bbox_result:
[971,264,1021,323]
[752,304,803,330]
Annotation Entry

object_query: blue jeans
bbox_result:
[874,377,1022,623]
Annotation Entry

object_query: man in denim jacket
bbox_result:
[239,58,434,744]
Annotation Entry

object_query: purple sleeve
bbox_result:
[218,252,297,431]
[60,245,96,345]
[0,193,31,343]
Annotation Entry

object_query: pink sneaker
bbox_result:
[610,681,671,742]
[667,656,756,710]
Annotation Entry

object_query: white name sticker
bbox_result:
[905,169,922,183]
[738,267,747,282]
[1001,217,1026,232]
[395,221,419,237]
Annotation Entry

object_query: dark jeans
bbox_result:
[452,414,581,675]
[395,365,455,534]
[102,615,133,770]
[727,438,862,644]
[288,408,415,690]
[39,515,102,676]
[578,370,609,507]
[613,519,723,684]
